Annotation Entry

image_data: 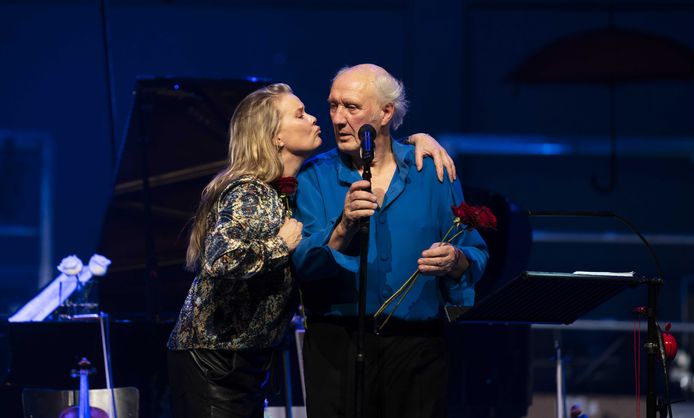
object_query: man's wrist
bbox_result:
[449,247,470,281]
[328,216,357,250]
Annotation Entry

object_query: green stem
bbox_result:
[440,223,457,243]
[374,270,421,333]
[444,228,467,244]
[373,224,469,333]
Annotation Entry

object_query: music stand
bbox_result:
[445,270,664,418]
[445,271,646,324]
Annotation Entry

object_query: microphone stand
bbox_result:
[355,126,375,418]
[355,158,372,418]
[528,210,668,418]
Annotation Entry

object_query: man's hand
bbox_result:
[342,180,377,229]
[329,180,377,250]
[417,242,469,278]
[408,133,456,182]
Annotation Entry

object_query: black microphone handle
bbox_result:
[361,166,372,192]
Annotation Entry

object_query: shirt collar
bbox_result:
[336,137,414,185]
[391,138,414,181]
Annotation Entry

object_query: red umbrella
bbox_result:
[508,28,694,84]
[507,27,694,191]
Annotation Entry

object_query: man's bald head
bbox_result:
[332,64,409,130]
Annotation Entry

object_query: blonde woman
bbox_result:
[167,82,455,417]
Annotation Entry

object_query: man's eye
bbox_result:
[346,104,357,110]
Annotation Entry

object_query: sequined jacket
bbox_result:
[167,176,297,351]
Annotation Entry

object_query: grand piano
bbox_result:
[2,77,271,417]
[100,76,274,320]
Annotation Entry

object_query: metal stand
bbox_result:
[646,279,673,418]
[525,210,670,417]
[98,312,118,418]
[647,280,659,418]
[446,271,668,417]
[555,340,566,418]
[354,125,375,418]
[282,348,294,418]
[355,162,372,418]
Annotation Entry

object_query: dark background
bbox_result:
[1,0,693,415]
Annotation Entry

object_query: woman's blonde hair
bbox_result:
[185,83,292,271]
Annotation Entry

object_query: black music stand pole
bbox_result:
[445,271,668,418]
[646,278,662,418]
[524,210,669,417]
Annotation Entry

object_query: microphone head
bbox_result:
[358,124,377,160]
[358,124,377,142]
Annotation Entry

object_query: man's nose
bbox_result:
[331,107,347,124]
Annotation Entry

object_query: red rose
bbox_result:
[273,177,298,195]
[451,201,473,219]
[451,202,497,230]
[477,206,497,230]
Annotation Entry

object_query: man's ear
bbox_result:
[379,102,394,127]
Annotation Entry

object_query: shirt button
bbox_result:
[380,254,389,261]
[379,217,386,224]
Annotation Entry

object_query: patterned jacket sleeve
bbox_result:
[201,181,289,280]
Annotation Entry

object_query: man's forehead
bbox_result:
[329,74,374,100]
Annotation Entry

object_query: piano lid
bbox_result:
[97,77,270,318]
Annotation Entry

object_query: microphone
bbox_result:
[358,124,376,165]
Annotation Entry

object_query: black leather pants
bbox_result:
[167,348,273,418]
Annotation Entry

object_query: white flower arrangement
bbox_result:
[58,254,112,277]
[57,254,112,319]
[88,254,112,276]
[9,253,113,322]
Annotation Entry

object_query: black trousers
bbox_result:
[303,317,448,418]
[167,349,273,418]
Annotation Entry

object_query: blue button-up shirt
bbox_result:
[292,140,489,321]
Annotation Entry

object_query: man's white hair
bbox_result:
[334,65,409,130]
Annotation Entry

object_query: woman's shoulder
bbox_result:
[217,175,275,209]
[221,175,272,196]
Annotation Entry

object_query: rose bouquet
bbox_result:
[374,201,496,332]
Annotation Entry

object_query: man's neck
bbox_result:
[351,134,395,174]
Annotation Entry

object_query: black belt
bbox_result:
[307,315,442,337]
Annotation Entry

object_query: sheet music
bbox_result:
[573,271,635,277]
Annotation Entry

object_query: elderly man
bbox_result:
[292,64,489,418]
